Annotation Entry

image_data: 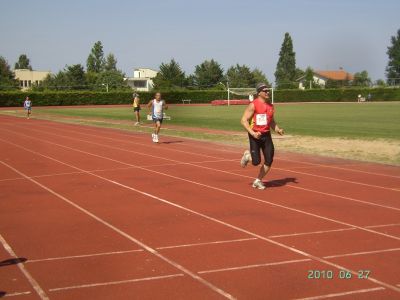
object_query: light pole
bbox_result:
[102,83,109,92]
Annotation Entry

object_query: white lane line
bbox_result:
[21,122,400,187]
[198,259,311,274]
[3,134,399,243]
[269,222,400,239]
[365,223,400,229]
[48,273,184,292]
[0,161,235,300]
[269,228,356,238]
[157,238,258,250]
[3,291,32,297]
[13,125,400,212]
[2,156,400,294]
[293,287,385,300]
[273,166,400,192]
[27,249,144,263]
[324,247,400,259]
[0,234,48,300]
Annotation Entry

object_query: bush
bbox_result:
[0,87,399,107]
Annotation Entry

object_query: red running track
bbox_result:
[0,115,399,300]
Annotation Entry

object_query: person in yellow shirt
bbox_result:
[132,93,141,125]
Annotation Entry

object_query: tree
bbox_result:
[96,70,129,91]
[275,32,297,88]
[353,70,371,86]
[376,79,386,86]
[65,64,86,89]
[0,56,18,90]
[303,67,317,89]
[193,59,224,88]
[251,68,270,86]
[87,41,105,73]
[14,54,32,70]
[153,59,186,89]
[226,64,256,88]
[386,29,400,85]
[104,53,118,72]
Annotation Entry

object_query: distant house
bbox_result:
[297,69,354,89]
[14,69,51,90]
[125,68,157,92]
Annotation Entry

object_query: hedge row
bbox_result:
[0,88,399,107]
[273,87,400,102]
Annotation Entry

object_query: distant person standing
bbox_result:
[148,92,168,143]
[367,93,372,101]
[23,96,32,119]
[132,93,141,125]
[249,93,254,102]
[240,83,284,190]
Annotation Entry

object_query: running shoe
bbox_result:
[240,150,251,168]
[134,122,139,126]
[252,179,266,190]
[152,133,156,142]
[154,134,159,143]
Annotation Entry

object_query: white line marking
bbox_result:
[268,228,355,238]
[3,135,399,243]
[294,287,385,300]
[274,166,400,192]
[0,234,48,300]
[2,158,400,294]
[324,247,400,259]
[0,161,235,300]
[12,125,400,211]
[157,237,258,250]
[27,249,144,263]
[3,291,32,297]
[49,273,184,292]
[198,259,311,274]
[365,223,400,229]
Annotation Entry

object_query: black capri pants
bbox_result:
[248,132,275,167]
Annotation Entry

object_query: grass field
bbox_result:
[21,102,400,140]
[1,102,400,164]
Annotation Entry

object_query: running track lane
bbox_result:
[2,116,400,298]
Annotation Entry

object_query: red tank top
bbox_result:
[251,98,274,133]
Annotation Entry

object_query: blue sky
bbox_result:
[1,0,399,82]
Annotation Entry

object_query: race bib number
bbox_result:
[256,114,268,126]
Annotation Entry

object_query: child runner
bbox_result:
[147,92,168,143]
[23,96,32,119]
[132,93,141,125]
[240,83,284,190]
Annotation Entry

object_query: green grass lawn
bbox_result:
[32,102,400,140]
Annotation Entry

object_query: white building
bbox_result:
[297,70,354,89]
[14,69,51,90]
[126,68,158,92]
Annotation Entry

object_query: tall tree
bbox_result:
[153,59,186,89]
[353,70,371,86]
[87,41,105,73]
[193,59,224,88]
[226,64,256,88]
[14,54,32,70]
[386,29,400,85]
[104,53,118,71]
[0,56,18,89]
[275,32,297,88]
